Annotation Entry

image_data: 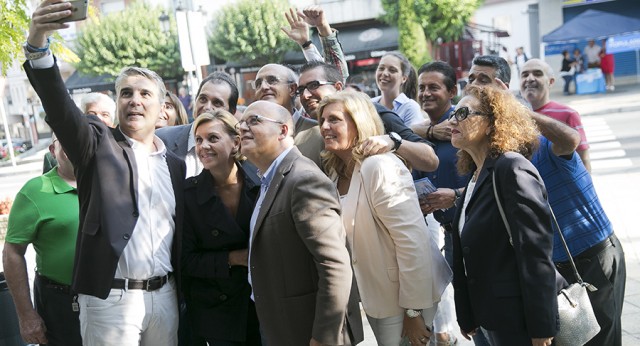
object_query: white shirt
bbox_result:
[115,134,176,280]
[30,51,176,280]
[184,123,203,178]
[584,44,602,64]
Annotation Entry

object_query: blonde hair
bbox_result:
[457,85,540,175]
[193,110,244,161]
[316,91,384,178]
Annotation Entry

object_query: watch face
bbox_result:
[406,309,421,318]
[390,132,401,141]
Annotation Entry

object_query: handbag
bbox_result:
[492,172,600,346]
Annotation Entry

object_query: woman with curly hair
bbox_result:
[317,91,451,346]
[450,85,563,346]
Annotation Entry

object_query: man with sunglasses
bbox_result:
[297,61,439,172]
[238,100,357,345]
[468,55,626,346]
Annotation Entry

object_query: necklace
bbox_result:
[472,169,481,182]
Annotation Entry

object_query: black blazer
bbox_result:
[452,153,562,338]
[24,62,185,299]
[181,162,260,341]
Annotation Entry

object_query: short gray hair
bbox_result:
[80,92,116,122]
[114,67,166,103]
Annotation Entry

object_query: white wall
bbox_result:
[474,0,538,60]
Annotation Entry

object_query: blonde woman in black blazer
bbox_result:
[449,85,564,346]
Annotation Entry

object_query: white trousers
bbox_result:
[367,307,437,346]
[426,214,457,334]
[78,278,178,346]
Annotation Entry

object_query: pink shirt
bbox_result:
[536,101,589,151]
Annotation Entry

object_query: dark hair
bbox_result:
[299,61,342,83]
[382,52,418,100]
[472,55,511,85]
[196,72,239,114]
[417,61,457,92]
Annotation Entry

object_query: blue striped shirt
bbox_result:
[531,136,612,262]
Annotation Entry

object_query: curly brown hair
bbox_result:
[457,85,539,175]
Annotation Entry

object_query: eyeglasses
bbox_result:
[235,114,284,130]
[296,80,336,95]
[448,107,491,122]
[251,75,292,89]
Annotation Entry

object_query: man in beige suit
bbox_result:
[239,100,358,345]
[252,63,324,167]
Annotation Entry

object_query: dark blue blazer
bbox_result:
[452,153,563,338]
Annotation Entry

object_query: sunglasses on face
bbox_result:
[235,114,284,130]
[296,80,336,95]
[449,106,491,122]
[251,75,291,90]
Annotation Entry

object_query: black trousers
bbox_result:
[33,274,82,346]
[556,234,626,346]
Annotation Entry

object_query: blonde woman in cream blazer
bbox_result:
[317,91,452,346]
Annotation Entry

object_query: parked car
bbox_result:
[0,138,33,156]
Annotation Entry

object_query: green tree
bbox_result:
[0,0,78,76]
[208,0,295,66]
[381,0,482,43]
[0,0,29,75]
[398,0,429,68]
[74,2,181,79]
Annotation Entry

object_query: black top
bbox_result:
[182,160,261,341]
[561,57,575,72]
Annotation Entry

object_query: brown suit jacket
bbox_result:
[250,147,357,345]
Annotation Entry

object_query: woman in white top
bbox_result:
[317,91,451,346]
[372,52,425,126]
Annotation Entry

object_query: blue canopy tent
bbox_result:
[542,9,640,45]
[542,9,640,81]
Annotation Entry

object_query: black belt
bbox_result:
[556,235,616,267]
[112,274,170,292]
[36,273,72,295]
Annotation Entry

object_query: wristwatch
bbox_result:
[23,40,50,61]
[389,132,402,151]
[406,309,422,318]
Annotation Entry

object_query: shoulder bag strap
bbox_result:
[491,171,586,285]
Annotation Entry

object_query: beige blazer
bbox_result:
[250,148,356,345]
[340,153,452,318]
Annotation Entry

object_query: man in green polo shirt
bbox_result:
[2,134,81,346]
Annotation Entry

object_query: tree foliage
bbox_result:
[74,2,181,79]
[398,0,430,68]
[208,0,295,66]
[0,0,30,75]
[0,0,78,76]
[381,0,482,43]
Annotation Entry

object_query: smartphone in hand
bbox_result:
[55,0,88,23]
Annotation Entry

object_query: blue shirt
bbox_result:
[248,147,293,297]
[415,106,470,225]
[531,136,612,262]
[372,93,424,126]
